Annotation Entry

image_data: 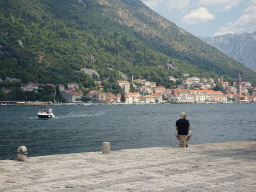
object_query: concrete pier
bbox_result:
[0,140,255,191]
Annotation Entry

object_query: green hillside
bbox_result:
[0,0,256,90]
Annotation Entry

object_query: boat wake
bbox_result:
[54,111,106,119]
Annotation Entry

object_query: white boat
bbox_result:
[37,107,55,118]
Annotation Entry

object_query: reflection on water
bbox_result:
[0,104,255,160]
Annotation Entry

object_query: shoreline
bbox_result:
[0,101,252,106]
[1,140,255,191]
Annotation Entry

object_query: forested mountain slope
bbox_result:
[1,0,256,89]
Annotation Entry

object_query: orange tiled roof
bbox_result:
[151,92,162,96]
[117,80,129,83]
[212,95,226,97]
[172,89,188,93]
[67,91,80,96]
[142,95,154,98]
[67,83,78,86]
[191,90,223,94]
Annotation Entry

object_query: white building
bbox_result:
[86,91,106,103]
[212,95,227,102]
[191,90,226,103]
[167,89,194,103]
[117,80,130,93]
[62,90,83,103]
[151,92,163,103]
[143,81,151,87]
[186,77,200,85]
[168,76,178,82]
[153,86,165,94]
[67,83,79,91]
[149,82,156,88]
[141,95,155,104]
[125,92,141,103]
[58,85,65,92]
[138,86,153,95]
[21,82,44,92]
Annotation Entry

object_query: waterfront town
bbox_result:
[1,73,256,105]
[86,74,256,104]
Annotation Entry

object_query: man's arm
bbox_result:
[176,126,178,131]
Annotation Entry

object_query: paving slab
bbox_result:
[0,140,256,192]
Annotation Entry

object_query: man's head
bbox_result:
[180,112,186,118]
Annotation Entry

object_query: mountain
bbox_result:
[1,0,256,88]
[201,31,256,72]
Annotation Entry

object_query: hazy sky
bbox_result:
[141,0,256,37]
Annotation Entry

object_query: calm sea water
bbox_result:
[0,104,255,160]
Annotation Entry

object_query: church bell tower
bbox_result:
[237,73,242,95]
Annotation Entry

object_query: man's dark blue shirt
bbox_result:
[176,118,190,135]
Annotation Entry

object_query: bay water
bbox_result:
[0,104,255,160]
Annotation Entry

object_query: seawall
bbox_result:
[1,140,255,191]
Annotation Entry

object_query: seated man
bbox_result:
[175,112,192,147]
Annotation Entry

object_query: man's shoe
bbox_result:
[186,144,188,147]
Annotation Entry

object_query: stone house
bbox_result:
[212,95,227,103]
[117,80,130,93]
[21,82,44,92]
[58,85,65,92]
[151,92,163,103]
[167,89,194,103]
[105,93,120,103]
[233,94,250,103]
[138,86,153,95]
[141,95,155,104]
[153,86,165,94]
[125,96,133,104]
[191,90,225,103]
[6,77,21,82]
[86,91,106,103]
[218,80,229,88]
[125,92,141,103]
[168,76,178,82]
[67,83,79,91]
[149,82,156,88]
[61,90,83,103]
[143,81,151,87]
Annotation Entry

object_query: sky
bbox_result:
[141,0,256,37]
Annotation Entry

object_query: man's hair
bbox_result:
[180,112,186,118]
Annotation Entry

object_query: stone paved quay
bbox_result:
[1,140,256,192]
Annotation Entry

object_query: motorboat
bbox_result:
[37,107,55,118]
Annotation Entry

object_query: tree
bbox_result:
[213,83,227,94]
[248,88,253,95]
[0,91,6,101]
[56,85,61,97]
[121,93,125,102]
[175,79,183,86]
[81,97,91,103]
[25,90,37,101]
[130,83,136,92]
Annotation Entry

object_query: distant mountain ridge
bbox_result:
[201,31,256,72]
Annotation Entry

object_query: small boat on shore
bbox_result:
[37,107,55,119]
